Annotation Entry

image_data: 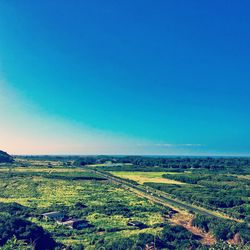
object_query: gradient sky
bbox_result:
[0,1,250,155]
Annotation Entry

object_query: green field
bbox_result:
[144,172,250,221]
[1,156,250,249]
[0,165,176,249]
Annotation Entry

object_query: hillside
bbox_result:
[0,150,13,163]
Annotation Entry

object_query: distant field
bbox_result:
[89,163,133,167]
[110,171,186,185]
[237,175,250,180]
[0,167,87,173]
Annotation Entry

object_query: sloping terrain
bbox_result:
[0,150,13,163]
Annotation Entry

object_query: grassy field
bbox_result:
[110,171,186,185]
[0,167,87,173]
[1,158,249,249]
[0,165,171,249]
[109,170,250,222]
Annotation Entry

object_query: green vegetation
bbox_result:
[0,202,56,249]
[91,225,200,250]
[88,156,250,248]
[192,214,250,243]
[145,172,250,220]
[1,155,250,249]
[0,161,200,249]
[75,156,250,173]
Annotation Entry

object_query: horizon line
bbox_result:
[12,153,250,158]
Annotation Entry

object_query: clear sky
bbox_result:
[0,1,249,155]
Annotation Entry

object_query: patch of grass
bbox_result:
[110,171,186,185]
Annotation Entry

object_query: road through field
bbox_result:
[88,168,239,222]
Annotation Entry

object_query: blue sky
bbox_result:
[0,1,249,155]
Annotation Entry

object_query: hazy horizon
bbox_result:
[10,153,250,158]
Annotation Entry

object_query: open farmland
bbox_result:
[0,159,205,250]
[110,171,186,185]
[1,156,250,249]
[86,156,250,248]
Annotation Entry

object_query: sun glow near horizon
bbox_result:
[0,78,249,156]
[0,78,208,155]
[0,78,141,154]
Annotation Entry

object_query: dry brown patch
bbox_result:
[111,171,185,185]
[170,213,216,246]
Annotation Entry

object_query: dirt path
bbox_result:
[170,213,216,245]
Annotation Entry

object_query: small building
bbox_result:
[60,219,90,230]
[42,211,64,222]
